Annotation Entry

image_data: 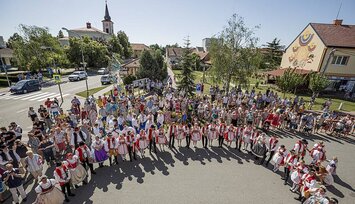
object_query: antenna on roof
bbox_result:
[335,1,342,19]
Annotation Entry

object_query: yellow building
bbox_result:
[279,19,355,92]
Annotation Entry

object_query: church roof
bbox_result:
[104,3,111,21]
[70,27,108,35]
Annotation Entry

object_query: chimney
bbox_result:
[86,22,91,29]
[333,19,343,26]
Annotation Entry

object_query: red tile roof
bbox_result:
[310,23,355,48]
[130,43,150,51]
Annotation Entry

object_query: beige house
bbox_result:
[131,43,150,58]
[120,58,140,77]
[279,19,355,92]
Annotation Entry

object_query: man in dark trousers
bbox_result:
[168,122,176,148]
[148,125,157,153]
[3,163,27,204]
[75,142,96,175]
[71,127,87,149]
[126,131,137,162]
[185,123,192,148]
[261,136,278,166]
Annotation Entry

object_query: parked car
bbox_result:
[68,71,87,81]
[100,74,116,85]
[97,67,109,75]
[10,79,41,94]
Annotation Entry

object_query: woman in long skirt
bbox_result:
[64,153,87,186]
[34,176,65,204]
[176,124,186,147]
[91,136,109,167]
[138,130,149,157]
[156,126,167,151]
[118,135,128,161]
[191,123,201,148]
[272,145,286,172]
[208,123,218,147]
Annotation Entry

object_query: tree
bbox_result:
[309,72,330,101]
[262,38,284,70]
[6,33,23,49]
[149,44,165,55]
[209,14,260,94]
[117,31,132,59]
[137,50,167,81]
[57,30,64,38]
[107,35,123,56]
[177,37,195,97]
[12,24,68,71]
[276,68,304,97]
[191,53,201,71]
[66,36,109,68]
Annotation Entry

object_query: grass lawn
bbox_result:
[76,85,108,98]
[172,70,355,112]
[255,85,355,112]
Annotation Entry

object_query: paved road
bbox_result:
[3,130,354,204]
[0,75,102,134]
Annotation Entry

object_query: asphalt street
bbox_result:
[3,130,354,204]
[0,74,102,134]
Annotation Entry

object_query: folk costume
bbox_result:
[34,178,65,204]
[63,154,87,186]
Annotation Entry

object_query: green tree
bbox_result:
[107,35,123,56]
[150,44,165,55]
[117,31,132,59]
[66,36,109,68]
[57,30,64,38]
[12,24,68,71]
[263,38,284,70]
[191,53,201,71]
[177,37,195,97]
[136,49,167,81]
[6,33,23,49]
[276,68,304,97]
[309,72,330,100]
[209,14,260,94]
[123,75,137,85]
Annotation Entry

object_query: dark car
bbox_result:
[10,79,41,94]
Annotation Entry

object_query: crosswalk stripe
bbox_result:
[20,92,49,100]
[36,93,61,101]
[11,92,44,99]
[29,93,58,101]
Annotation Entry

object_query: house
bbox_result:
[275,19,355,93]
[130,43,150,58]
[165,47,184,69]
[120,58,140,77]
[192,50,211,70]
[0,48,14,69]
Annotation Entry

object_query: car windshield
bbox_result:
[101,76,108,79]
[14,80,27,88]
[72,72,80,75]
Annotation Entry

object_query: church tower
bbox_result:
[102,0,114,35]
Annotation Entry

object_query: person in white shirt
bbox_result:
[156,111,164,129]
[34,175,65,204]
[24,151,43,179]
[70,127,87,149]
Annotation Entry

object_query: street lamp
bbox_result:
[62,27,89,98]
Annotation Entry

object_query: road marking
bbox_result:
[16,108,28,113]
[29,92,57,101]
[37,93,60,101]
[5,92,42,99]
[20,92,49,100]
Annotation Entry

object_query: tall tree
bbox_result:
[177,37,195,97]
[57,30,64,38]
[117,31,132,59]
[12,24,68,71]
[137,49,167,81]
[107,35,123,56]
[6,33,23,49]
[209,14,260,94]
[66,36,109,68]
[263,38,284,70]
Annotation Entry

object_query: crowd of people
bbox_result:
[1,82,353,204]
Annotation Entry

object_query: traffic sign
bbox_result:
[53,74,61,83]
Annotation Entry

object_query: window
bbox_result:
[331,55,349,65]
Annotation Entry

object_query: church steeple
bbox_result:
[102,0,114,35]
[104,0,111,21]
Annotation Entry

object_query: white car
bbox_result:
[98,67,108,75]
[68,71,87,81]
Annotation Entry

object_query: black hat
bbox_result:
[151,125,155,129]
[79,141,85,146]
[302,139,308,144]
[56,162,62,167]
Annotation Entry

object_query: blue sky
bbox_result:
[1,0,354,48]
